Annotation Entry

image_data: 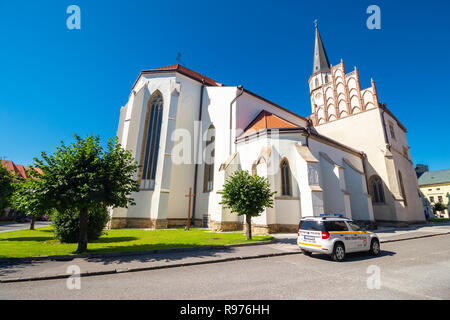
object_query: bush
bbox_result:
[52,205,110,243]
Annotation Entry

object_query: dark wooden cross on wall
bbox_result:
[185,187,195,230]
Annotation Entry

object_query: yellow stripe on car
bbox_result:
[298,242,322,247]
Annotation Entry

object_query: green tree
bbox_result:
[11,175,50,230]
[0,164,14,215]
[433,202,448,214]
[34,135,140,252]
[220,170,276,240]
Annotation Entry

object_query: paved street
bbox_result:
[0,221,51,233]
[1,234,449,300]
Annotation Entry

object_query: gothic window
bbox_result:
[203,125,215,192]
[429,196,435,203]
[369,175,385,204]
[398,171,407,206]
[389,122,396,139]
[315,78,319,88]
[139,91,163,190]
[280,159,292,196]
[324,75,329,84]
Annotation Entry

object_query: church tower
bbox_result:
[308,23,380,125]
[309,24,425,225]
[308,23,332,125]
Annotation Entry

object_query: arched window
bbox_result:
[280,159,292,196]
[369,175,385,204]
[315,78,319,88]
[398,171,407,206]
[139,91,163,190]
[203,125,215,192]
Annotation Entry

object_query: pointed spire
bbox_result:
[313,21,331,74]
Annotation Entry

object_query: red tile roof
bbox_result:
[241,110,298,137]
[1,160,41,179]
[140,64,224,87]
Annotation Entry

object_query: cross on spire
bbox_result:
[312,21,331,74]
[176,52,181,64]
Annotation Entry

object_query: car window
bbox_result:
[347,221,362,231]
[330,221,348,231]
[299,220,326,231]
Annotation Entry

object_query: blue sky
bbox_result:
[0,0,449,171]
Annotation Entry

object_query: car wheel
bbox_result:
[369,239,380,256]
[301,249,312,256]
[332,243,345,262]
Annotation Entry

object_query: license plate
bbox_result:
[303,235,316,242]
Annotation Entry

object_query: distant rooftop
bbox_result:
[1,160,41,179]
[418,169,450,186]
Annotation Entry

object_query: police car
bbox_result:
[297,214,380,262]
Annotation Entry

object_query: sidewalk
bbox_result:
[1,223,449,283]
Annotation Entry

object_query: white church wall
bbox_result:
[194,86,238,225]
[307,136,373,221]
[380,109,424,222]
[267,135,303,226]
[343,160,374,221]
[129,75,173,220]
[235,135,271,226]
[164,73,202,222]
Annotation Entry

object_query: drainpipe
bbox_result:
[361,152,370,194]
[305,119,313,147]
[191,79,205,227]
[229,85,244,155]
[380,103,390,150]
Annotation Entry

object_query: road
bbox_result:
[0,221,51,233]
[1,235,449,300]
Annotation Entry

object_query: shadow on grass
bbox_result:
[92,237,139,244]
[0,236,55,242]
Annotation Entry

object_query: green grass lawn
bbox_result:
[0,226,273,258]
[431,217,450,223]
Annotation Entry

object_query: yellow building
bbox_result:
[418,169,450,218]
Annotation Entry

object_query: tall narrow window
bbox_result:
[280,159,292,196]
[203,125,215,192]
[369,175,385,204]
[139,91,163,190]
[389,122,396,139]
[398,171,407,206]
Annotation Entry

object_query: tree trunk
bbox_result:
[245,214,252,240]
[77,207,89,253]
[30,216,36,230]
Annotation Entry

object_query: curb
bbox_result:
[379,231,450,244]
[0,250,300,283]
[0,239,276,264]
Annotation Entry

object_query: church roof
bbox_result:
[418,169,450,186]
[241,110,298,137]
[139,64,224,87]
[312,25,331,74]
[1,160,42,179]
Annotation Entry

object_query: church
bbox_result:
[110,25,425,233]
